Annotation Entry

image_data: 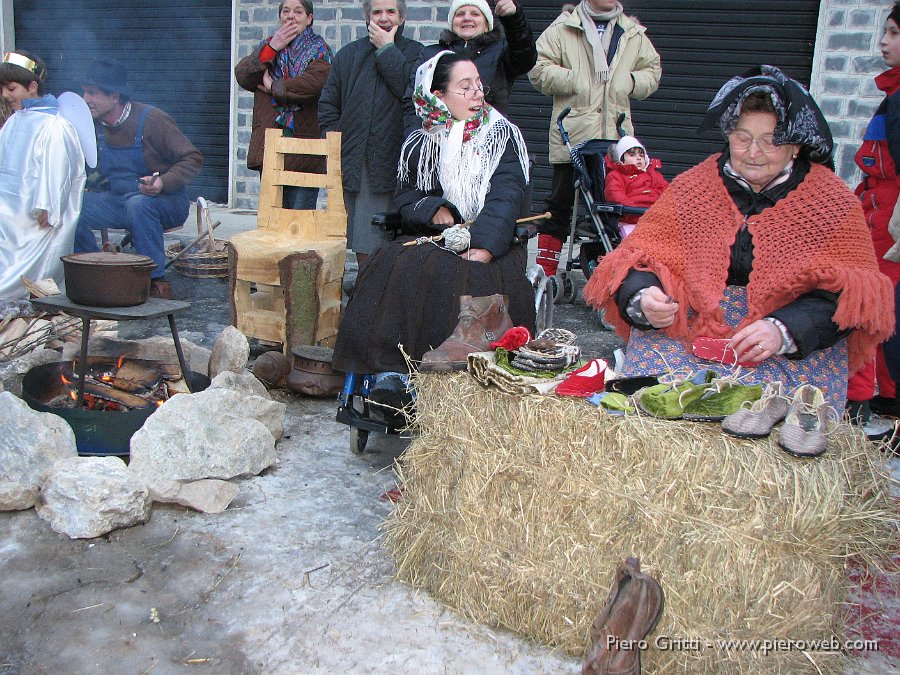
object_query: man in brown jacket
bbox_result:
[74,59,202,299]
[235,0,333,210]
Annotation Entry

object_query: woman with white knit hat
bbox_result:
[402,0,536,135]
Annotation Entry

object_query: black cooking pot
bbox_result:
[61,252,155,307]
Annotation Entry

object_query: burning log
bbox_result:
[59,355,181,411]
[81,355,182,381]
[82,381,155,409]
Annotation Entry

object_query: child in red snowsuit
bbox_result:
[604,135,668,239]
[846,3,900,422]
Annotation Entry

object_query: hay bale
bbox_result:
[383,373,898,674]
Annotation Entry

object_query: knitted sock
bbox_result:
[537,234,563,276]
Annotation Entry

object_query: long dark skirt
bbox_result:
[332,238,535,374]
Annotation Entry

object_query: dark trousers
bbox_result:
[75,191,189,279]
[539,162,576,241]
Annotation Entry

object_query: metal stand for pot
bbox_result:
[30,296,193,405]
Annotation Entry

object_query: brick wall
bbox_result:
[232,0,450,209]
[812,0,895,186]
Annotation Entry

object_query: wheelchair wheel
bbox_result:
[578,241,607,281]
[535,285,553,335]
[561,275,577,303]
[595,308,616,331]
[350,427,369,455]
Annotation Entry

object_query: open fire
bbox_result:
[53,355,188,412]
[22,359,211,456]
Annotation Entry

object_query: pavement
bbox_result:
[1,204,897,674]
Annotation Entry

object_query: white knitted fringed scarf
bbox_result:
[398,51,529,222]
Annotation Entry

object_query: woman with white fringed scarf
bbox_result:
[332,51,535,407]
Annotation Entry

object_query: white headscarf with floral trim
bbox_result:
[399,51,529,222]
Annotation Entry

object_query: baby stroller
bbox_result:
[553,108,647,303]
[335,213,554,455]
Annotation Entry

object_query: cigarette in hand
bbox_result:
[139,172,160,186]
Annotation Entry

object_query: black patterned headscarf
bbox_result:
[699,65,834,164]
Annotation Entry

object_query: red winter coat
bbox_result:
[855,66,900,281]
[604,156,669,224]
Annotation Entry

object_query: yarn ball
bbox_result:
[252,350,290,387]
[443,225,471,253]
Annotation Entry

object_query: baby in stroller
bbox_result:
[605,135,669,239]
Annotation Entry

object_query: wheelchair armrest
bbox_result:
[512,225,532,246]
[372,212,401,229]
[372,212,402,241]
[593,203,647,217]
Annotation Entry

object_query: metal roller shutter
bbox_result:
[12,0,231,203]
[513,0,821,211]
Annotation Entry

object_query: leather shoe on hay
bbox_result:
[420,294,512,372]
[582,557,664,675]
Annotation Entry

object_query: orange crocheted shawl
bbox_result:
[583,155,895,373]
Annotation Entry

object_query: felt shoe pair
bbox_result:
[636,370,717,419]
[556,359,608,397]
[777,384,832,458]
[638,370,763,421]
[721,381,790,438]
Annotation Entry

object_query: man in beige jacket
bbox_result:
[529,0,660,280]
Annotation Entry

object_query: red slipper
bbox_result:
[379,487,403,502]
[556,359,608,397]
[490,325,532,351]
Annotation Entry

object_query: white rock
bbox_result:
[36,456,151,539]
[0,392,78,510]
[147,478,239,514]
[208,370,270,399]
[0,481,38,512]
[129,388,281,483]
[207,326,249,379]
[0,348,63,396]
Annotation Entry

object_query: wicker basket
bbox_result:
[165,240,229,278]
[165,196,230,278]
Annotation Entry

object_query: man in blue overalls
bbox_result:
[74,59,202,299]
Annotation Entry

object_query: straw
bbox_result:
[383,373,898,673]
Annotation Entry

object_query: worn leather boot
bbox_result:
[582,557,665,675]
[419,294,513,372]
[149,278,172,300]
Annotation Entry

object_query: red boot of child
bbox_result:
[536,233,563,277]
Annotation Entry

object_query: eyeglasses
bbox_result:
[280,7,308,17]
[729,130,780,154]
[446,85,490,100]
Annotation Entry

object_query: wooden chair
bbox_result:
[228,130,346,353]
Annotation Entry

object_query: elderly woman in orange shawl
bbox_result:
[583,65,894,411]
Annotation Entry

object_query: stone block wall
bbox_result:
[812,0,895,186]
[232,0,449,209]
